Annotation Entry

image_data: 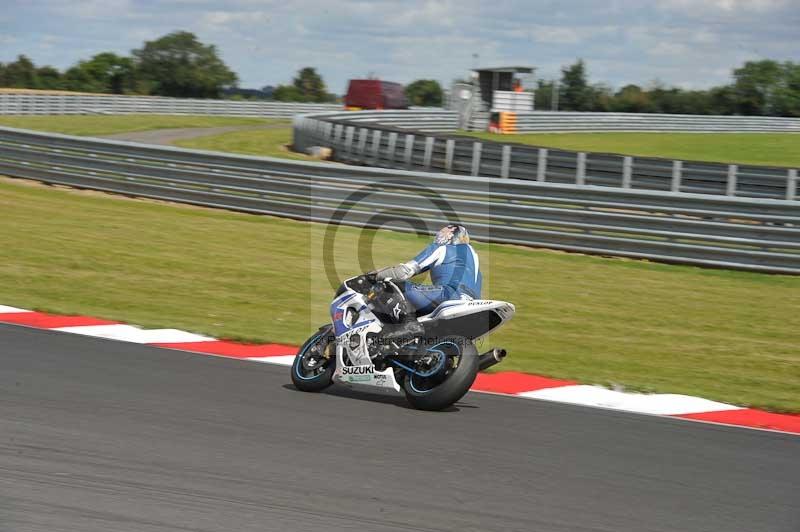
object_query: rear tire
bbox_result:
[403,336,479,411]
[291,326,335,392]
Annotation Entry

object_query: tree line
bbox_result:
[536,59,800,117]
[0,30,440,106]
[3,30,796,116]
[0,31,237,98]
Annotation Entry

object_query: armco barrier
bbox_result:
[1,125,798,274]
[294,110,459,133]
[294,113,800,202]
[0,93,341,117]
[4,93,800,132]
[506,111,800,133]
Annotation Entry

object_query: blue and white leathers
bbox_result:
[404,243,482,315]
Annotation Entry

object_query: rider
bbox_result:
[372,224,482,338]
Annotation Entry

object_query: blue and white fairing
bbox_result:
[329,292,378,339]
[329,284,401,391]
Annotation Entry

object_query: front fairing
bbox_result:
[329,285,399,391]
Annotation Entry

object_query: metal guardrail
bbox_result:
[294,113,800,202]
[4,93,800,132]
[503,111,800,132]
[300,110,459,132]
[0,93,341,117]
[1,125,798,274]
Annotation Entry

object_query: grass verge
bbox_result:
[1,177,798,411]
[0,115,283,137]
[173,127,311,160]
[463,131,800,168]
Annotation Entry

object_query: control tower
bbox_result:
[474,66,535,111]
[450,66,535,131]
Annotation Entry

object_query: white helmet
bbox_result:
[433,224,469,245]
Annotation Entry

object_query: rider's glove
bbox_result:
[374,261,419,281]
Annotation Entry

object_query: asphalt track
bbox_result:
[1,323,798,532]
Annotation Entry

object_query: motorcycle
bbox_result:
[291,273,515,410]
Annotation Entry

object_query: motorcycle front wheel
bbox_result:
[403,336,478,411]
[291,325,336,392]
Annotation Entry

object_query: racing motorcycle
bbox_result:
[291,273,515,410]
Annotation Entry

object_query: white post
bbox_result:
[423,136,434,169]
[501,145,512,179]
[622,156,633,188]
[787,169,797,200]
[387,132,398,164]
[576,152,587,186]
[344,126,355,155]
[537,148,547,181]
[471,142,482,176]
[371,130,382,163]
[671,160,683,193]
[404,134,415,168]
[357,128,368,155]
[726,164,738,196]
[334,124,343,146]
[445,139,455,173]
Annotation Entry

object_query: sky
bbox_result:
[1,0,799,94]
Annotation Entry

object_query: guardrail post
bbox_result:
[622,156,633,188]
[387,132,398,165]
[726,164,738,196]
[576,152,587,185]
[404,134,415,168]
[537,148,548,181]
[671,160,683,192]
[337,125,346,148]
[333,124,342,147]
[786,169,797,200]
[471,142,482,176]
[371,130,382,164]
[327,124,336,148]
[445,139,455,173]
[501,145,511,179]
[423,137,434,170]
[357,128,368,156]
[344,126,355,156]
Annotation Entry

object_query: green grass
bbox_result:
[1,178,798,412]
[464,132,800,168]
[173,128,312,161]
[0,115,283,137]
[0,113,303,160]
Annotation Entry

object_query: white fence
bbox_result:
[472,111,800,132]
[0,93,341,117]
[4,93,800,133]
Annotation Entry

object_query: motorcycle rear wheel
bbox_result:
[403,336,478,411]
[291,326,336,392]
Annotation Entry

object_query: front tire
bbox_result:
[403,336,479,411]
[291,326,336,392]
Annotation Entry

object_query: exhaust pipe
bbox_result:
[478,348,507,371]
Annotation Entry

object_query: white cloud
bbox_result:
[655,0,789,13]
[649,41,691,57]
[2,0,799,91]
[530,26,582,45]
[49,0,134,19]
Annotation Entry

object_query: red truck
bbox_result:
[344,80,409,110]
